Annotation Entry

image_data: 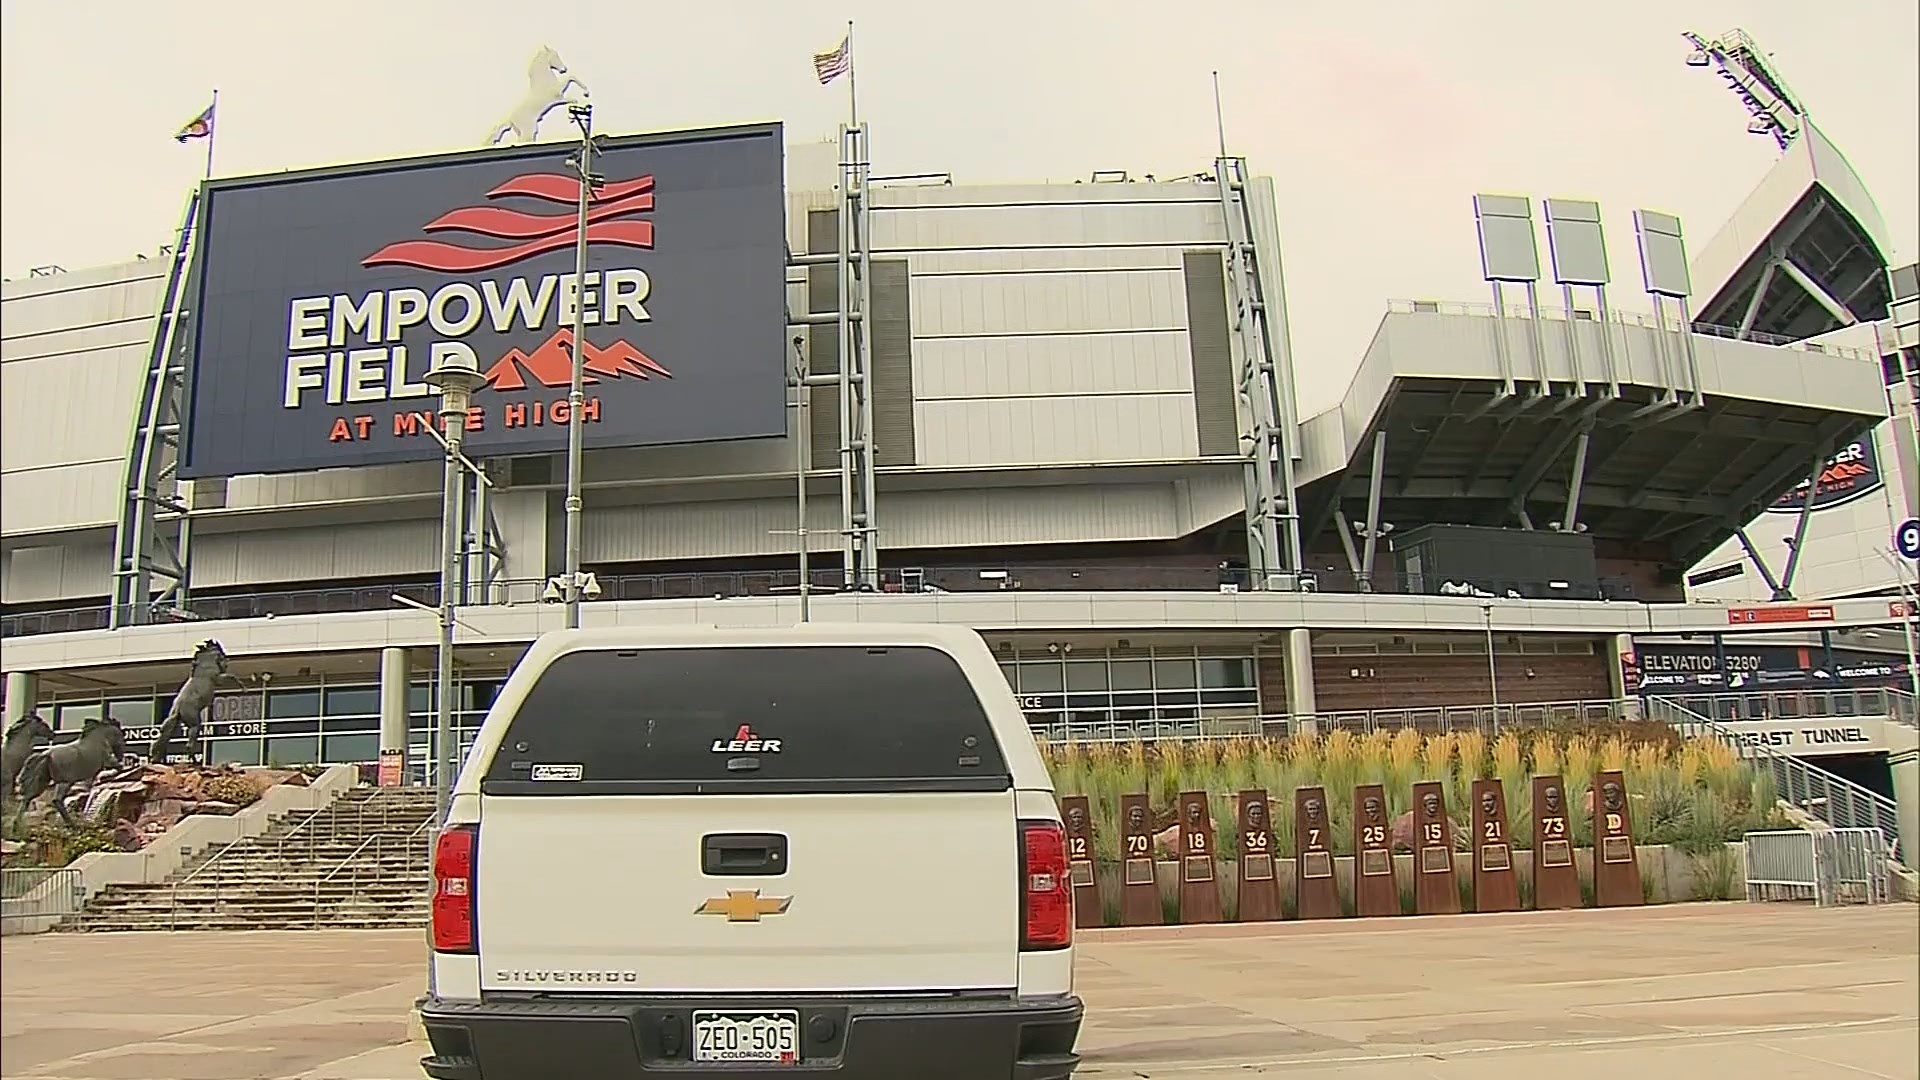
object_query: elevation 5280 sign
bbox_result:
[178,123,788,478]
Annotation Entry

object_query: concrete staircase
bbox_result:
[62,786,440,932]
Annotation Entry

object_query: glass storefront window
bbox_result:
[323,687,379,717]
[1152,658,1197,689]
[267,736,320,767]
[208,738,263,767]
[1064,661,1109,692]
[1016,662,1063,693]
[1199,658,1252,688]
[54,703,101,731]
[267,690,322,718]
[1109,660,1153,691]
[322,732,378,763]
[107,699,156,726]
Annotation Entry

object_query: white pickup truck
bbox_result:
[417,624,1083,1079]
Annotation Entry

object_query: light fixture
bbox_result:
[1685,50,1710,67]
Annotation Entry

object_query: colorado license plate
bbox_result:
[691,1010,801,1063]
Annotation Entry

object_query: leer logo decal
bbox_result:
[711,725,781,754]
[696,890,793,923]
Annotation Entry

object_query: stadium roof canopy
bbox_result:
[1294,304,1888,569]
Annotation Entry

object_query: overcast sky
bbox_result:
[3,0,1914,413]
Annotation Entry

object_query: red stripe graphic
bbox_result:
[421,190,655,241]
[487,173,654,204]
[364,220,655,273]
[362,173,655,274]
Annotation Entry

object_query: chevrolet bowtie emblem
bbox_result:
[696,890,793,923]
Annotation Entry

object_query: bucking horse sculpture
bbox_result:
[17,718,128,826]
[147,639,234,764]
[2,711,55,805]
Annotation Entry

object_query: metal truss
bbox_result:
[1216,156,1303,587]
[110,193,202,628]
[836,124,880,590]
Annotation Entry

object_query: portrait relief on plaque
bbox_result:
[1299,791,1333,880]
[1477,787,1511,872]
[1418,789,1450,874]
[1598,777,1633,864]
[1358,791,1391,877]
[1122,800,1155,885]
[1537,780,1573,868]
[1242,794,1275,882]
[1181,796,1214,883]
[1064,798,1096,887]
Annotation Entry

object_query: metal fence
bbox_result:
[0,868,86,934]
[1653,688,1911,724]
[1648,696,1901,851]
[0,561,1652,638]
[1031,696,1638,743]
[1742,828,1893,906]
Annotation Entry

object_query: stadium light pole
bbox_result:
[425,349,482,815]
[561,103,602,630]
[1482,602,1501,735]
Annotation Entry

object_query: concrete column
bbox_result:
[1284,628,1317,736]
[379,647,411,773]
[4,670,39,726]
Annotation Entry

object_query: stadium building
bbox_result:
[1,36,1915,803]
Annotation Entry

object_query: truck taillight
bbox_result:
[1019,819,1072,951]
[431,824,478,954]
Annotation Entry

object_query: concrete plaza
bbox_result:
[1,903,1913,1079]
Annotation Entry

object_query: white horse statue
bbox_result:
[487,45,592,147]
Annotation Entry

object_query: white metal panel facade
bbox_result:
[581,469,1243,563]
[188,520,440,588]
[1,262,165,536]
[876,182,1225,469]
[2,541,112,604]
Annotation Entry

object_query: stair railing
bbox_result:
[1647,695,1902,851]
[312,834,378,929]
[163,801,329,930]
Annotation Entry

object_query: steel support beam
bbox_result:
[1778,256,1859,327]
[1735,527,1787,598]
[1560,427,1592,533]
[1736,259,1779,338]
[1359,431,1387,578]
[1333,508,1363,579]
[1776,451,1828,599]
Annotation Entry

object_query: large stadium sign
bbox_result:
[179,123,787,478]
[1763,436,1883,513]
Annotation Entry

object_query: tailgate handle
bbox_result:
[702,833,788,877]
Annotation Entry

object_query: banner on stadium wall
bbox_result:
[180,123,788,478]
[1764,437,1883,513]
[1632,642,1910,692]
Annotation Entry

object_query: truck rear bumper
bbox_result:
[418,992,1082,1080]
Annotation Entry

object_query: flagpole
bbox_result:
[845,21,858,131]
[204,88,219,180]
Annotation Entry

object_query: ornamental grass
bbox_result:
[1037,728,1786,861]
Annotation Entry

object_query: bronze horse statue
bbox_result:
[147,639,234,763]
[2,712,56,804]
[17,718,127,826]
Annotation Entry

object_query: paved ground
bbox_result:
[1,904,1913,1079]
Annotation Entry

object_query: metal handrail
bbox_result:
[1646,696,1900,849]
[1651,688,1912,723]
[166,800,333,929]
[1032,696,1641,743]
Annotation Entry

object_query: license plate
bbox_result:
[691,1010,801,1064]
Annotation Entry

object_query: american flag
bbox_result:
[174,101,215,143]
[813,36,851,85]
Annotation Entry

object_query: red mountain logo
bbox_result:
[482,329,672,392]
[363,173,655,274]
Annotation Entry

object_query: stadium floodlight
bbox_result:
[1685,49,1711,67]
